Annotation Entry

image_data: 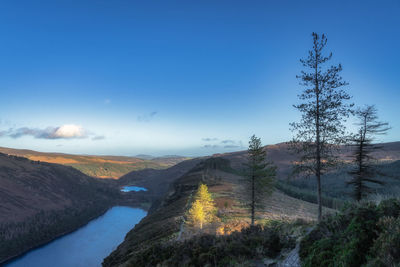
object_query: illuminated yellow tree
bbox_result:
[195,184,216,216]
[188,199,206,229]
[188,183,217,229]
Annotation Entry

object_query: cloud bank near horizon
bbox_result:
[0,124,92,140]
[201,138,244,149]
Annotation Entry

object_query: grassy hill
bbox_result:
[0,147,189,179]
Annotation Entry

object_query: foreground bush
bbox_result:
[126,224,295,267]
[300,199,400,267]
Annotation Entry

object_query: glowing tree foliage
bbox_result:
[188,183,217,229]
[188,199,206,229]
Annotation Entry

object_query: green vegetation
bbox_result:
[300,199,400,266]
[122,225,295,267]
[244,135,276,225]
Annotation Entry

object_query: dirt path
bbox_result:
[277,243,301,267]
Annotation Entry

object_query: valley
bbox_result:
[1,142,400,266]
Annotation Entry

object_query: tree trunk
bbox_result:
[357,138,364,201]
[315,51,322,222]
[251,174,255,225]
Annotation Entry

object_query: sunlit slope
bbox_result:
[0,147,188,179]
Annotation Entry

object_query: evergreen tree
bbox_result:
[290,33,353,221]
[348,105,390,200]
[245,135,276,226]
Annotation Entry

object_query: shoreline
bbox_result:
[1,201,149,266]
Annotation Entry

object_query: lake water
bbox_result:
[121,186,147,192]
[6,187,147,267]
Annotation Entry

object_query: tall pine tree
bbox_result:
[245,135,276,226]
[348,105,390,200]
[290,33,353,221]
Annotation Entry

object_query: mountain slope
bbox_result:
[0,146,188,179]
[220,141,400,179]
[0,153,120,263]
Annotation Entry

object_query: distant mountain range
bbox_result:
[0,147,189,179]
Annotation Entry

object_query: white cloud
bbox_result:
[51,124,87,139]
[0,124,91,139]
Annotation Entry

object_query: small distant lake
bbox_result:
[121,186,147,192]
[6,187,148,267]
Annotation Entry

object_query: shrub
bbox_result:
[126,224,295,266]
[367,216,400,266]
[300,199,400,267]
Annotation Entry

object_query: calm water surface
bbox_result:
[121,186,147,192]
[7,187,147,267]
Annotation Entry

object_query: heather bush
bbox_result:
[126,224,294,267]
[300,199,400,267]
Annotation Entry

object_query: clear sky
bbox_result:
[0,0,399,156]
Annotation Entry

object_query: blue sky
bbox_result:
[0,0,399,156]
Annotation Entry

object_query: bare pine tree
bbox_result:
[348,105,390,201]
[290,33,353,221]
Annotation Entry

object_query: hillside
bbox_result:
[0,153,121,263]
[0,147,188,179]
[117,157,204,206]
[103,157,329,266]
[220,141,400,179]
[103,142,400,266]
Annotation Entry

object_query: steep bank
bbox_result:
[0,153,120,263]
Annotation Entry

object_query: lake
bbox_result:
[6,187,147,267]
[120,186,147,192]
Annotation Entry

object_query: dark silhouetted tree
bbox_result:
[245,135,276,225]
[348,105,390,201]
[290,33,353,221]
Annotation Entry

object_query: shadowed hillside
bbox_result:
[0,147,188,179]
[220,141,400,179]
[117,157,203,205]
[0,153,121,263]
